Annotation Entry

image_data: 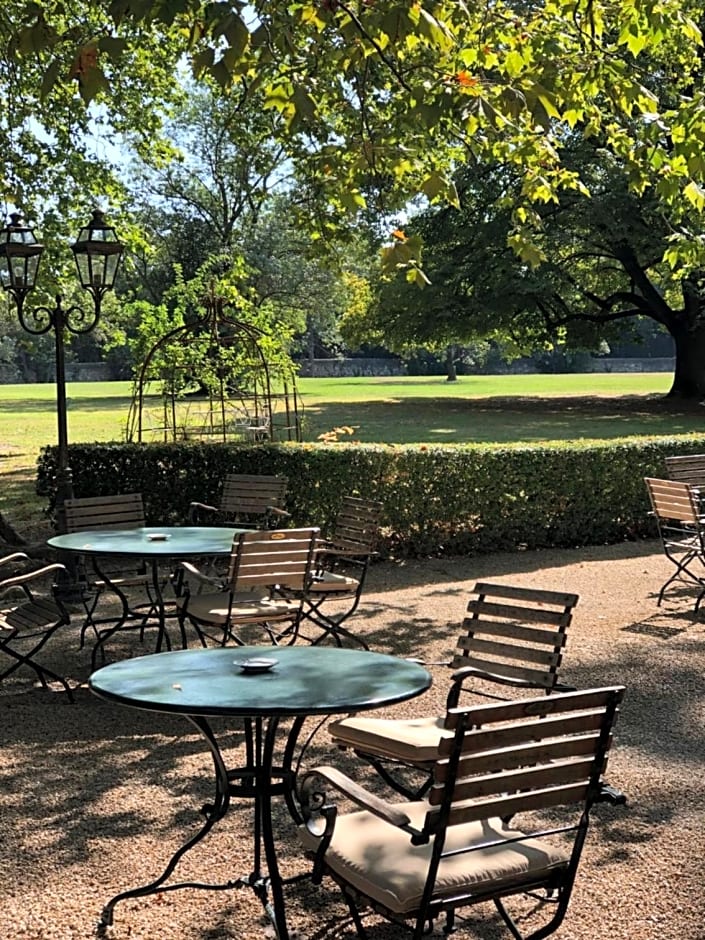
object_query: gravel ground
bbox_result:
[1,538,703,940]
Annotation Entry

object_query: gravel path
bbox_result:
[1,538,702,940]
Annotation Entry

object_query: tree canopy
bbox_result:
[3,1,705,273]
[5,1,705,395]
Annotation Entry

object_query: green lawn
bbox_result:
[297,372,704,444]
[1,372,701,537]
[0,373,698,464]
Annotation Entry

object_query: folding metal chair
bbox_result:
[300,686,626,940]
[292,496,382,649]
[175,527,320,647]
[328,582,578,797]
[644,476,705,609]
[63,493,157,658]
[0,555,73,699]
[188,473,290,528]
[665,453,705,487]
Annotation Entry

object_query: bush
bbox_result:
[36,437,705,557]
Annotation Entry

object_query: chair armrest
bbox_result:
[0,563,66,594]
[0,552,29,568]
[300,765,414,831]
[188,501,219,524]
[447,666,558,709]
[315,545,377,566]
[178,561,224,591]
[267,506,291,519]
[450,665,543,688]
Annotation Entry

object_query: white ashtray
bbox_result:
[146,533,170,541]
[237,657,278,674]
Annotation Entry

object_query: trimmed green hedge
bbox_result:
[36,437,705,557]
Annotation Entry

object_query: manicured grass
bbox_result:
[298,373,674,401]
[0,373,697,464]
[296,373,699,444]
[0,373,701,537]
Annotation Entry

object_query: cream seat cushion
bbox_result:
[299,801,569,915]
[309,571,358,594]
[328,714,451,763]
[175,590,297,624]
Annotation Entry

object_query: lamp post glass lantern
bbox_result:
[0,209,123,546]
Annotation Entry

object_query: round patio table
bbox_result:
[48,526,244,659]
[89,645,432,939]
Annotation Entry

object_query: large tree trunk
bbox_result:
[445,345,458,382]
[668,319,705,398]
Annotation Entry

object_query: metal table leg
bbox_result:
[98,712,308,939]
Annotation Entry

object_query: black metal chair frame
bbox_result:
[293,496,382,650]
[63,493,161,662]
[176,526,320,648]
[300,687,626,940]
[644,476,705,610]
[0,557,73,700]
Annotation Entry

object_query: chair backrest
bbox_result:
[644,477,700,526]
[226,526,320,592]
[665,454,705,487]
[219,473,288,524]
[63,493,145,532]
[328,496,383,555]
[452,582,579,692]
[425,686,624,837]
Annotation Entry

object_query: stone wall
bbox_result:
[63,362,113,382]
[585,357,674,373]
[0,356,675,384]
[297,356,674,377]
[297,357,405,377]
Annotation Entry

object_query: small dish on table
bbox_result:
[237,657,278,674]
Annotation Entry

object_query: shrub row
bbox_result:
[36,437,705,557]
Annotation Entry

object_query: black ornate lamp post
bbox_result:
[0,209,123,536]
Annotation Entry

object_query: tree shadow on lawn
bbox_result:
[303,395,705,443]
[0,395,131,414]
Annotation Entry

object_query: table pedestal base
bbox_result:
[96,713,308,940]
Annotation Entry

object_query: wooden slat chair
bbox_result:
[0,554,74,700]
[63,493,157,660]
[288,496,383,650]
[300,686,626,940]
[664,453,705,487]
[175,526,320,647]
[188,473,290,528]
[328,583,578,798]
[644,476,705,610]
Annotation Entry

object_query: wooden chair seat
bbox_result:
[175,590,301,625]
[308,571,359,594]
[176,527,319,647]
[329,582,579,798]
[328,714,450,763]
[300,687,626,940]
[299,803,569,915]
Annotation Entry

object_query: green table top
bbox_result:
[48,526,243,558]
[89,646,432,718]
